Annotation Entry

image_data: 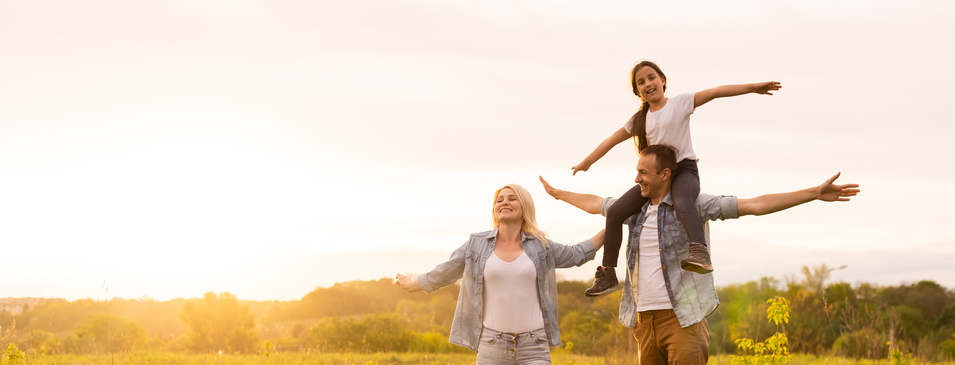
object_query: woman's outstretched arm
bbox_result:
[394,273,422,293]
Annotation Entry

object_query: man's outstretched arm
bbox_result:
[737,172,860,216]
[542,173,861,218]
[539,176,604,214]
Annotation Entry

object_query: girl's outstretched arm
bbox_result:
[694,81,781,108]
[572,127,630,175]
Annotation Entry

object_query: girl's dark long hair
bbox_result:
[629,61,666,154]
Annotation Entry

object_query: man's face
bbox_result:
[634,154,668,201]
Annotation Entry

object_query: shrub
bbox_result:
[731,297,792,365]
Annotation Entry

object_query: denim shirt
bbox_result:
[417,228,596,352]
[601,193,738,328]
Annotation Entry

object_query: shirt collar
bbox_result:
[660,192,674,207]
[640,192,674,214]
[486,227,530,242]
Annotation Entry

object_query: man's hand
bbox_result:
[816,172,860,202]
[754,81,782,95]
[539,175,561,200]
[737,172,861,216]
[539,176,604,214]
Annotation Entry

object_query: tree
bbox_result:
[17,330,60,355]
[296,279,445,320]
[881,281,949,325]
[0,311,12,329]
[179,292,258,353]
[74,313,146,353]
[716,279,782,354]
[0,320,15,352]
[939,302,955,333]
[800,264,833,295]
[553,281,634,357]
[394,295,456,335]
[309,313,411,353]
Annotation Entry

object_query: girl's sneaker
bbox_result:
[584,266,621,296]
[680,243,714,274]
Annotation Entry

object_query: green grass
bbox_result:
[709,354,955,365]
[13,351,610,365]
[15,352,955,365]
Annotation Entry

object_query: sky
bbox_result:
[1,0,953,302]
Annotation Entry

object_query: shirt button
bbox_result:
[662,266,666,269]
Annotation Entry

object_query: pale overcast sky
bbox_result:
[1,0,953,301]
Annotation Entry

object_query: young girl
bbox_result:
[573,61,780,296]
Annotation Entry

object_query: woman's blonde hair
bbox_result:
[491,183,550,250]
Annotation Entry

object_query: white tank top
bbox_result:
[482,250,545,332]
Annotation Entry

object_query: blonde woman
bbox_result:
[395,183,604,364]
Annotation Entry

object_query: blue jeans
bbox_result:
[476,327,551,365]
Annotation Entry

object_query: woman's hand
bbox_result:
[395,273,422,293]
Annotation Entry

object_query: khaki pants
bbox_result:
[631,309,709,365]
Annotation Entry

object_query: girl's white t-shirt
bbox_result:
[482,250,545,333]
[623,92,698,162]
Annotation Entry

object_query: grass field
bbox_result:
[7,351,604,365]
[10,351,955,365]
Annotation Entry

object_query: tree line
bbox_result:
[1,264,953,361]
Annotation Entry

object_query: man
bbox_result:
[539,144,860,365]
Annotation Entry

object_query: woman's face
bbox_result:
[494,188,523,223]
[633,65,666,103]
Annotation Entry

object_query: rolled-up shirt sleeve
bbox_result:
[601,194,739,222]
[696,193,739,221]
[599,197,632,225]
[548,239,597,268]
[599,197,615,217]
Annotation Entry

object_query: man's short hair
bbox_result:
[640,145,678,173]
